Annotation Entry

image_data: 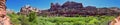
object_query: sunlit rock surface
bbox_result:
[19,5,39,15]
[0,0,11,25]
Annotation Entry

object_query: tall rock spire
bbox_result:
[0,0,11,25]
[50,2,61,10]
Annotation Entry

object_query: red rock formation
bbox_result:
[48,1,120,16]
[0,0,11,25]
[19,1,120,17]
[19,5,39,15]
[50,3,61,10]
[62,1,83,8]
[50,1,83,11]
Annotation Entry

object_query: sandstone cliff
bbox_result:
[0,0,11,25]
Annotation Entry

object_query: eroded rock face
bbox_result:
[62,1,83,8]
[50,1,83,11]
[47,1,120,16]
[19,1,120,17]
[50,3,61,10]
[19,5,39,15]
[0,0,11,25]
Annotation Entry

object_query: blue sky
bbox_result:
[6,0,120,12]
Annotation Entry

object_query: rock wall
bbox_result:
[0,0,11,25]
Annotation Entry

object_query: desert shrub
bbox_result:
[37,16,114,25]
[8,13,115,25]
[7,13,21,25]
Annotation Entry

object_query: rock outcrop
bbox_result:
[50,1,83,11]
[62,1,83,8]
[19,1,120,17]
[50,3,61,11]
[0,0,11,25]
[19,5,39,15]
[47,1,120,16]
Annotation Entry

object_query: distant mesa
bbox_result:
[18,1,120,17]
